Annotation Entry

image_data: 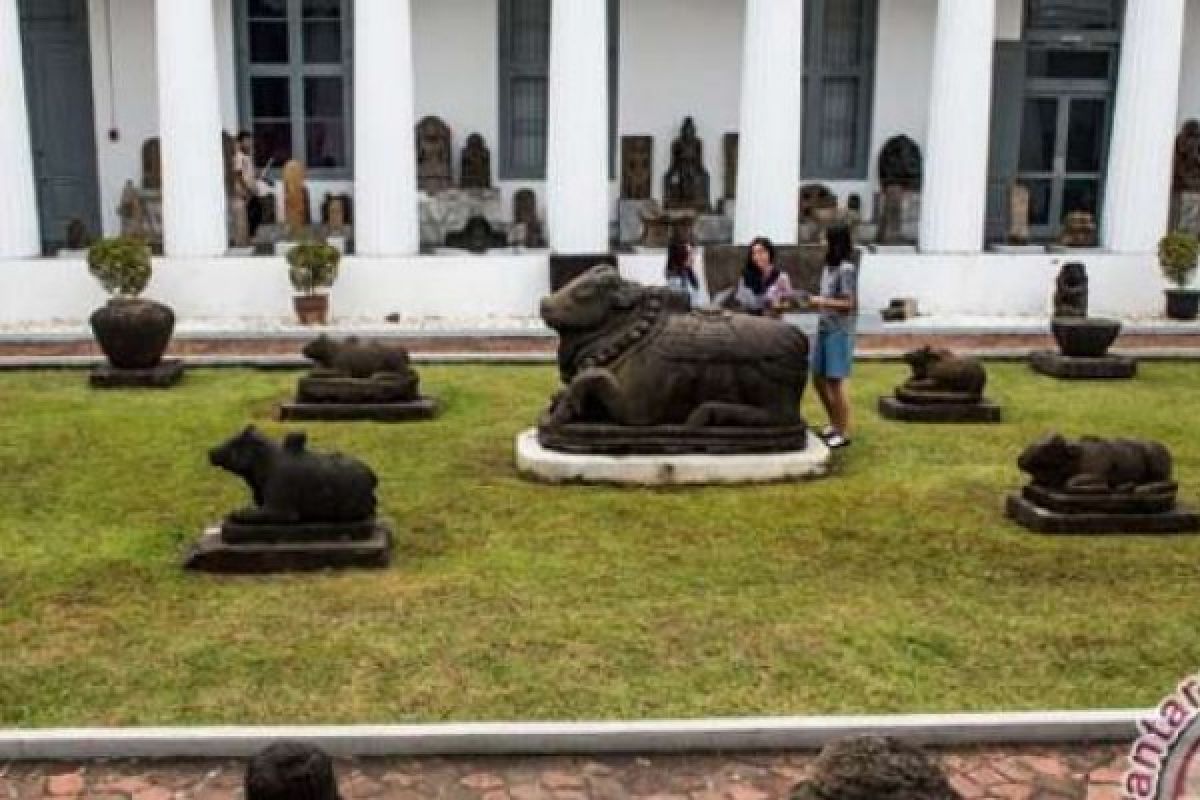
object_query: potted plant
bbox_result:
[287,240,340,325]
[87,236,175,369]
[1159,231,1200,320]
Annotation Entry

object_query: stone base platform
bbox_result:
[878,395,1002,423]
[89,359,184,389]
[1030,351,1137,380]
[280,396,440,422]
[515,428,831,486]
[183,522,392,574]
[1006,494,1199,535]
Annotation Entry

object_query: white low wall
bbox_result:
[0,251,1170,326]
[858,252,1167,319]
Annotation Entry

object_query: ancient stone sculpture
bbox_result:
[281,159,309,237]
[1175,120,1200,193]
[1058,211,1097,248]
[663,117,711,213]
[282,334,438,421]
[210,426,378,526]
[1007,433,1198,534]
[416,116,453,193]
[537,265,811,454]
[798,183,839,242]
[1032,262,1136,379]
[142,138,162,190]
[620,136,653,200]
[723,133,739,201]
[878,135,922,191]
[1053,262,1088,318]
[879,346,1000,422]
[790,736,961,800]
[512,189,545,248]
[322,194,352,234]
[446,215,508,254]
[1019,434,1172,497]
[460,133,492,190]
[1009,183,1031,245]
[186,426,392,572]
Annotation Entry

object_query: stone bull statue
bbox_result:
[540,265,810,429]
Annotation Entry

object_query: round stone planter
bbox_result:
[1165,289,1200,321]
[89,297,175,369]
[1051,317,1121,358]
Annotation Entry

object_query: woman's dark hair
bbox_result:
[824,224,854,267]
[245,741,341,800]
[743,236,779,295]
[665,240,691,275]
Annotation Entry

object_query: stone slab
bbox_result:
[280,396,441,422]
[1030,351,1137,380]
[868,244,918,254]
[878,396,1002,423]
[183,522,393,574]
[220,518,381,545]
[515,428,831,486]
[1006,494,1200,535]
[89,359,184,389]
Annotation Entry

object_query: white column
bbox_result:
[155,0,227,257]
[545,0,610,254]
[734,0,804,246]
[918,0,995,253]
[1103,0,1186,253]
[354,0,419,256]
[0,0,41,259]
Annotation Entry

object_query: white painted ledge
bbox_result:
[0,711,1142,760]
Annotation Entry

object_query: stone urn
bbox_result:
[89,296,176,369]
[1051,317,1121,358]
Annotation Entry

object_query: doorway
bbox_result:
[18,0,101,252]
[1016,44,1117,240]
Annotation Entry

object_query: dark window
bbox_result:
[802,0,878,180]
[498,0,619,181]
[236,0,352,176]
[1026,0,1121,32]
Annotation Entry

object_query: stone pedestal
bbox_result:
[1006,491,1198,535]
[878,392,1001,423]
[516,428,830,486]
[694,213,734,246]
[1029,351,1137,380]
[419,189,504,248]
[281,397,439,422]
[90,359,184,389]
[617,199,655,246]
[184,521,393,573]
[1030,318,1137,380]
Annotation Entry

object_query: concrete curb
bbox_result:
[4,350,1200,370]
[0,711,1141,760]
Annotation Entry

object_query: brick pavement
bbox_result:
[0,743,1133,799]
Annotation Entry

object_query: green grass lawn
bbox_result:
[1,362,1199,726]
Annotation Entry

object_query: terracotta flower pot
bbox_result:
[89,296,175,369]
[1165,289,1200,321]
[293,294,330,326]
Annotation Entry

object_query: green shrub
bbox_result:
[1159,232,1199,288]
[86,236,152,297]
[286,242,340,295]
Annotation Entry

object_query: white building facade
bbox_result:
[3,0,1200,324]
